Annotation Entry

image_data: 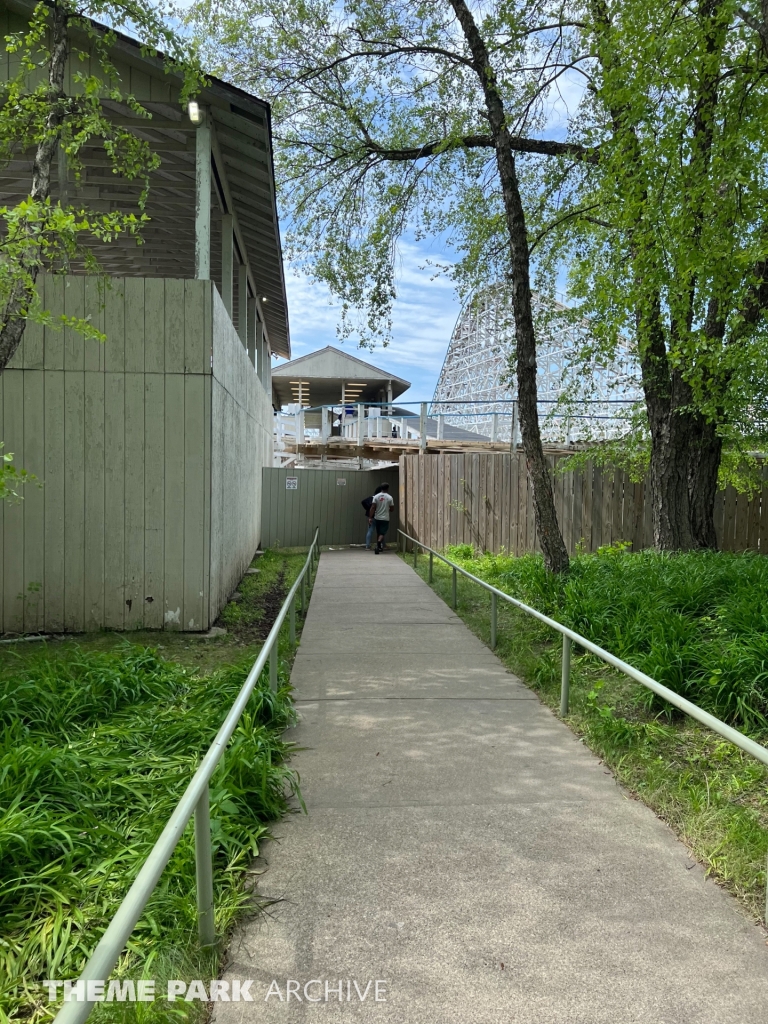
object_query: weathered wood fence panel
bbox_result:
[261,467,399,548]
[399,452,768,555]
[0,276,273,633]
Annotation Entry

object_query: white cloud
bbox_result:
[277,240,461,401]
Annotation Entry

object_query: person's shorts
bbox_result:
[374,520,390,535]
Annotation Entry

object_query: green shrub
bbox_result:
[457,548,768,729]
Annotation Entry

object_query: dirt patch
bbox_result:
[215,569,288,644]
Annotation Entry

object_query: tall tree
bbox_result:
[535,0,768,549]
[195,0,768,555]
[189,0,592,571]
[0,0,202,372]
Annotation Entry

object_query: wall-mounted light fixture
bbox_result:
[188,100,203,124]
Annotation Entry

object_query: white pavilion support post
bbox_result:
[237,263,248,349]
[491,412,499,443]
[220,213,234,315]
[387,380,393,415]
[247,296,256,367]
[357,403,364,447]
[420,402,428,451]
[321,406,330,444]
[194,112,211,280]
[437,414,444,440]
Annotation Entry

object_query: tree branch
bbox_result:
[528,203,611,254]
[737,4,768,52]
[365,134,599,163]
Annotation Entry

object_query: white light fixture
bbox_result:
[262,296,268,303]
[188,100,203,124]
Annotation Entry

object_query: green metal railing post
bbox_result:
[301,572,306,613]
[452,567,457,609]
[413,544,418,568]
[429,551,433,583]
[491,593,497,650]
[194,785,215,947]
[289,596,296,645]
[560,635,572,716]
[272,641,278,689]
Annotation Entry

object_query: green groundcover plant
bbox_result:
[445,545,768,730]
[0,645,299,1022]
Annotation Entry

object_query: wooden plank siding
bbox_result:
[208,289,272,621]
[398,452,768,557]
[0,276,274,633]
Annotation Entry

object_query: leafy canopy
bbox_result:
[187,0,587,347]
[536,0,768,452]
[0,0,204,346]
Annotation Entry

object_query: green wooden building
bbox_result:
[0,0,289,633]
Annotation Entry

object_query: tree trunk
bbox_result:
[0,3,69,373]
[449,0,569,573]
[646,390,695,551]
[687,412,721,549]
[591,0,725,553]
[644,369,721,550]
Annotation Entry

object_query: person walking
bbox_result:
[369,482,394,554]
[362,485,383,549]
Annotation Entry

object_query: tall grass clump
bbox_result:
[444,545,768,730]
[0,645,299,1022]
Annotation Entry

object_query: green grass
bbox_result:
[404,544,768,921]
[0,549,312,1024]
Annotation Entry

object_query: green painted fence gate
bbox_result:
[261,467,399,548]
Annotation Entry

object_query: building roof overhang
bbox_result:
[271,346,410,409]
[0,0,290,357]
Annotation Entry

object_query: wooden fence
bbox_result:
[399,452,768,556]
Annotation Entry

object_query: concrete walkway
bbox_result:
[216,548,768,1023]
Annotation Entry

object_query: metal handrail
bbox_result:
[398,529,768,765]
[398,528,768,920]
[54,530,320,1024]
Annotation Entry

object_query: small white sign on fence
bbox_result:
[286,476,298,490]
[336,478,347,486]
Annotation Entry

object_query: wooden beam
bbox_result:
[195,111,211,280]
[211,105,267,138]
[209,120,272,352]
[238,262,248,347]
[221,213,234,316]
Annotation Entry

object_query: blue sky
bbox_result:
[271,73,585,405]
[167,2,586,404]
[275,238,462,403]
